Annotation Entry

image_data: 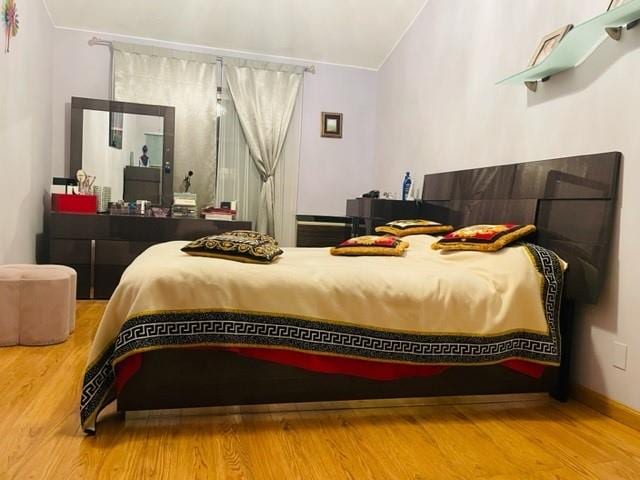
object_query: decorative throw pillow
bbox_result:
[181,230,283,264]
[431,224,536,252]
[375,219,454,237]
[330,235,409,256]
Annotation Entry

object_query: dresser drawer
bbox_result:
[95,240,155,266]
[49,239,91,264]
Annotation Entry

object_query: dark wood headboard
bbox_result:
[421,152,621,304]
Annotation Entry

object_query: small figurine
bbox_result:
[182,170,194,192]
[139,145,149,167]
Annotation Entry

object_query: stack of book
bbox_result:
[203,208,236,221]
[172,193,198,218]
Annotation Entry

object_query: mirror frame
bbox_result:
[70,97,176,207]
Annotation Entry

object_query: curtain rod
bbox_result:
[88,36,316,74]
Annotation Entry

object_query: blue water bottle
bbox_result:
[402,172,412,201]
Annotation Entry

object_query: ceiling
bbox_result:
[44,0,426,69]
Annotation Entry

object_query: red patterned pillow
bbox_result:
[330,235,409,256]
[431,224,536,252]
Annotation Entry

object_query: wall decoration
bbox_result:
[321,112,343,138]
[607,0,636,37]
[2,0,18,54]
[528,25,574,67]
[498,0,640,91]
[608,0,629,11]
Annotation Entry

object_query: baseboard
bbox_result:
[572,384,640,432]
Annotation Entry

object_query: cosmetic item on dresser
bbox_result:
[108,200,133,216]
[51,194,97,214]
[220,200,237,211]
[202,204,236,221]
[402,172,412,201]
[76,169,96,194]
[92,186,112,213]
[51,177,78,195]
[136,200,151,216]
[150,207,170,218]
[50,184,69,195]
[172,192,198,218]
[47,212,252,299]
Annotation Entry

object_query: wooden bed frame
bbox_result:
[116,152,621,415]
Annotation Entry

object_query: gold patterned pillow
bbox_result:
[431,224,536,252]
[330,235,409,257]
[181,231,283,264]
[375,219,454,237]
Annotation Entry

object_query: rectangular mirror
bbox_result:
[70,97,175,207]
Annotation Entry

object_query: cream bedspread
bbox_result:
[81,235,565,432]
[91,235,549,357]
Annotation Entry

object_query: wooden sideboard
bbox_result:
[47,213,252,299]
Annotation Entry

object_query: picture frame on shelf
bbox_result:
[528,24,574,67]
[321,112,343,138]
[608,0,628,11]
[606,0,638,36]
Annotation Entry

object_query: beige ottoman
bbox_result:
[0,265,77,346]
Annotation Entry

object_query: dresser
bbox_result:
[47,213,252,299]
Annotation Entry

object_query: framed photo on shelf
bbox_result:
[321,112,343,138]
[608,0,628,11]
[528,25,574,67]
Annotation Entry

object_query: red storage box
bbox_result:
[51,194,97,214]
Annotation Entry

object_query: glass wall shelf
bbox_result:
[497,0,640,87]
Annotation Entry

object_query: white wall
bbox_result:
[298,63,377,216]
[51,28,111,177]
[50,29,377,217]
[0,0,54,263]
[374,0,640,409]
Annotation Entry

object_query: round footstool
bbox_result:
[0,268,22,346]
[0,265,77,346]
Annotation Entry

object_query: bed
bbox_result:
[81,152,621,434]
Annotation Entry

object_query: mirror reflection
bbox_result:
[82,110,164,204]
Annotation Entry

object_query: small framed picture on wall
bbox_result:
[321,112,343,138]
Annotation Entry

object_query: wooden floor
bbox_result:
[1,301,640,479]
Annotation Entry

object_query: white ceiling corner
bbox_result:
[43,0,426,69]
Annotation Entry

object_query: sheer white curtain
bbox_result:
[112,42,218,206]
[215,89,261,224]
[224,60,303,240]
[216,80,302,245]
[274,90,302,246]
